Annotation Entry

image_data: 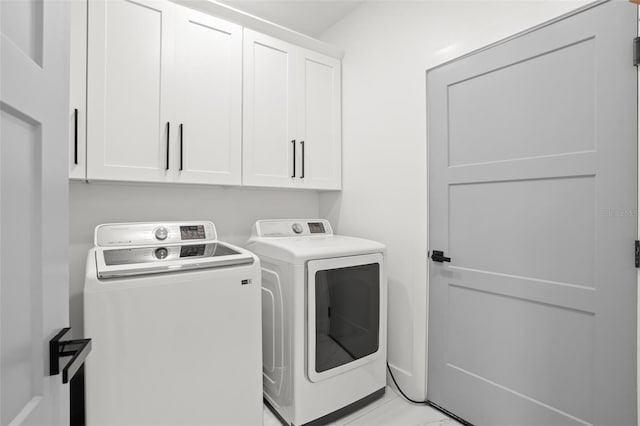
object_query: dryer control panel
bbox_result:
[252,219,333,238]
[95,221,217,247]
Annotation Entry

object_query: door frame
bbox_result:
[636,5,640,423]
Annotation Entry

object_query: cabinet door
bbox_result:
[69,0,87,179]
[242,29,297,188]
[297,49,342,190]
[173,8,242,185]
[87,0,174,182]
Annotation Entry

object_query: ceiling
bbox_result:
[218,0,364,38]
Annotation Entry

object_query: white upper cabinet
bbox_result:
[87,0,174,183]
[242,29,298,188]
[297,49,341,190]
[69,0,87,179]
[173,8,242,185]
[82,1,340,189]
[243,29,342,190]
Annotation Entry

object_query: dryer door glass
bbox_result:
[314,263,380,373]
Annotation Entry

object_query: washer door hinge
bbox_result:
[635,240,639,268]
[634,37,640,67]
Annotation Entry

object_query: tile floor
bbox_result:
[263,386,460,426]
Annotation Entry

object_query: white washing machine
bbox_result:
[84,221,263,425]
[247,219,387,426]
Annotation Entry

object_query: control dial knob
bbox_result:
[154,226,168,241]
[292,223,304,234]
[154,247,168,260]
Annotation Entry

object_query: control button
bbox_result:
[154,247,168,260]
[292,223,304,234]
[154,226,168,241]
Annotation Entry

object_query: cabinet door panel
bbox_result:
[87,0,173,182]
[174,8,241,185]
[69,0,86,179]
[299,50,341,190]
[242,29,296,187]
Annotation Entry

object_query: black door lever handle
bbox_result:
[50,327,92,384]
[430,250,451,263]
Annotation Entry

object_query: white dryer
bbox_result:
[247,219,387,425]
[84,221,262,425]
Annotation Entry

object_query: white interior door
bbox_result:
[87,0,174,183]
[427,2,637,425]
[242,29,297,188]
[298,50,342,190]
[0,0,71,424]
[174,7,242,185]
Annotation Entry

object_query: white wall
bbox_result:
[69,181,320,336]
[319,0,589,400]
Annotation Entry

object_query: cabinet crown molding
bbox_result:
[170,0,345,59]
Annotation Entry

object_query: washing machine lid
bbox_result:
[247,219,385,264]
[92,221,254,279]
[95,242,255,279]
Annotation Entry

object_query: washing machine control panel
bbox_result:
[95,221,217,247]
[255,219,333,238]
